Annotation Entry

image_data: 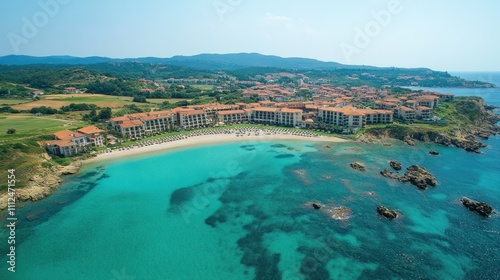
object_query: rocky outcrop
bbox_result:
[361,98,500,153]
[56,161,82,175]
[389,160,402,171]
[312,202,322,209]
[381,165,437,190]
[460,197,495,217]
[403,136,415,146]
[428,150,439,155]
[0,161,82,210]
[399,165,437,190]
[377,206,398,220]
[350,162,366,172]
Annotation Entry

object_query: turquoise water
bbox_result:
[1,72,499,279]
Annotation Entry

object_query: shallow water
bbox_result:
[1,137,499,280]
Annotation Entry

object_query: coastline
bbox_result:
[86,132,349,164]
[0,130,348,210]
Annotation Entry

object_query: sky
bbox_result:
[1,0,499,71]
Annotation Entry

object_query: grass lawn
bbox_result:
[0,114,87,141]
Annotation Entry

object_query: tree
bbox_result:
[83,108,98,122]
[98,107,112,120]
[132,96,147,103]
[6,128,16,134]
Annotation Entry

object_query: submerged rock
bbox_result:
[350,162,366,172]
[325,206,352,220]
[380,169,400,179]
[389,160,402,171]
[377,206,398,220]
[460,197,495,217]
[429,150,440,155]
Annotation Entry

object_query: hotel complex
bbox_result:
[107,89,448,139]
[46,86,452,157]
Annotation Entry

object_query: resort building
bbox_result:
[216,110,248,124]
[249,107,280,125]
[276,108,303,127]
[178,110,209,129]
[318,107,393,128]
[46,127,102,157]
[77,125,105,147]
[45,140,81,157]
[54,130,88,146]
[117,119,144,139]
[398,106,416,121]
[110,111,177,138]
[416,95,439,109]
[416,106,433,119]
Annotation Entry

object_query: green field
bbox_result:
[191,85,214,91]
[0,98,31,105]
[0,114,86,141]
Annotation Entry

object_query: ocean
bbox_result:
[1,72,499,280]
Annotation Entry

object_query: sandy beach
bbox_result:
[86,129,349,163]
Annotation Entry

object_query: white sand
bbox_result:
[85,133,349,163]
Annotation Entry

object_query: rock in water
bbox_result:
[377,206,398,220]
[460,197,495,217]
[429,150,440,155]
[350,162,366,172]
[389,160,402,171]
[380,169,400,179]
[399,165,437,190]
[312,202,322,209]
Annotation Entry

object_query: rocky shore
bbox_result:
[0,158,82,210]
[359,98,500,153]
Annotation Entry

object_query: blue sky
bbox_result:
[1,0,499,71]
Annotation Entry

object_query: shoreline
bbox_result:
[86,131,349,164]
[0,129,348,210]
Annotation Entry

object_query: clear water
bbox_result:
[1,73,499,280]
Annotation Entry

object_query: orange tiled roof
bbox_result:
[77,125,104,135]
[54,130,85,141]
[120,120,144,128]
[180,110,205,116]
[217,110,246,115]
[280,108,302,113]
[251,107,280,112]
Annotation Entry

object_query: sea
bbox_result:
[1,72,499,280]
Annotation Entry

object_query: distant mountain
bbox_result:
[0,53,387,71]
[0,55,118,65]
